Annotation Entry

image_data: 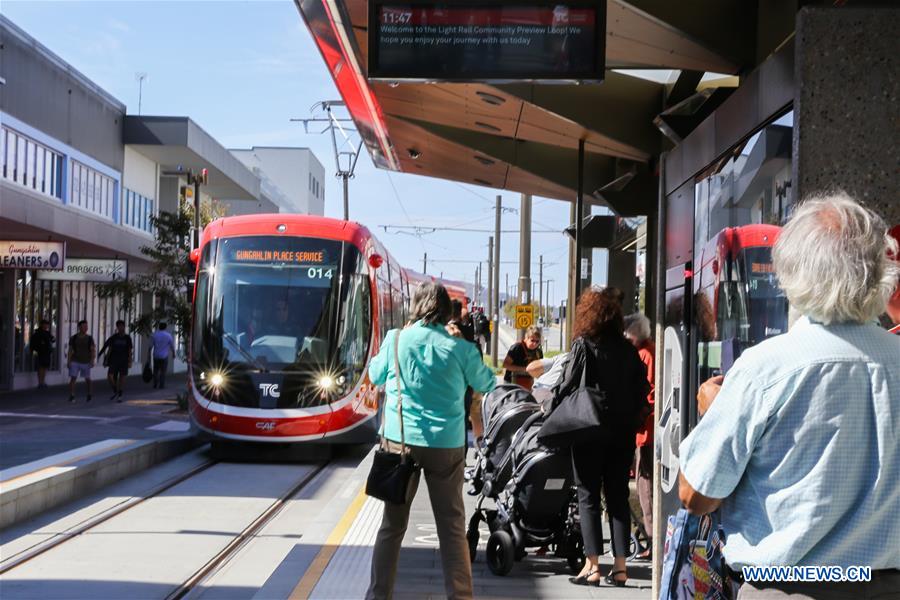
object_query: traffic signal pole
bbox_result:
[517,193,532,341]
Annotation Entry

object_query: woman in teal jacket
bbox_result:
[366,281,496,600]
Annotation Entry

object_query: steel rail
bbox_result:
[0,459,218,575]
[165,460,330,600]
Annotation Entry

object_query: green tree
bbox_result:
[97,209,194,343]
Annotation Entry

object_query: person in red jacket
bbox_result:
[624,312,654,560]
[887,225,900,334]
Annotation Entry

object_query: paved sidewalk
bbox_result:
[393,473,652,599]
[293,447,652,600]
[0,373,190,470]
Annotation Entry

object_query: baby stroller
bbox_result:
[467,410,583,576]
[466,384,540,497]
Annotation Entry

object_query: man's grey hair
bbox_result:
[624,312,652,342]
[408,281,452,326]
[773,192,899,325]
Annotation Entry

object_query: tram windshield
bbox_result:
[191,235,371,405]
[739,246,788,343]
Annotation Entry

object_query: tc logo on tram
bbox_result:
[259,383,281,398]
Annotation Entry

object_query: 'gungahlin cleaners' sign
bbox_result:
[0,241,66,270]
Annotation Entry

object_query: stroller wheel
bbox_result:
[566,540,585,573]
[567,552,583,574]
[466,514,481,562]
[626,532,640,561]
[486,530,515,576]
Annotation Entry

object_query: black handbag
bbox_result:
[537,342,612,448]
[365,331,419,504]
[141,347,153,383]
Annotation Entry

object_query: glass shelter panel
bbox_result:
[692,111,795,390]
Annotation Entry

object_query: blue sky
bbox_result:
[3,0,596,306]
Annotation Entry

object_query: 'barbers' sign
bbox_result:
[0,241,65,270]
[37,258,128,282]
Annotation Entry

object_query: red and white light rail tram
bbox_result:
[187,214,467,445]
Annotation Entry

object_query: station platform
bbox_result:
[0,373,190,470]
[0,374,195,528]
[265,449,652,600]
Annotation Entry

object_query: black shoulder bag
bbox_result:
[537,342,612,448]
[365,332,420,504]
[142,344,153,383]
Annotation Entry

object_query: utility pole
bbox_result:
[476,262,481,305]
[135,72,148,116]
[505,273,509,306]
[291,101,360,221]
[539,254,543,324]
[473,265,479,306]
[487,237,494,329]
[491,195,502,367]
[423,252,427,274]
[185,168,208,249]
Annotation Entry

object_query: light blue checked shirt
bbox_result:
[680,317,900,569]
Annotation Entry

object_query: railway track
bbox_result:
[0,459,330,600]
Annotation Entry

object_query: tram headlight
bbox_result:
[317,375,335,391]
[209,372,225,388]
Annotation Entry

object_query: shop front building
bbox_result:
[0,16,270,390]
[5,254,138,390]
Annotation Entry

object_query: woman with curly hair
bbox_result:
[548,287,649,588]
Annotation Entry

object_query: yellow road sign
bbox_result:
[515,304,534,329]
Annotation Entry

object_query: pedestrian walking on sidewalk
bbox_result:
[31,319,55,389]
[366,282,496,600]
[99,320,133,402]
[502,325,543,391]
[548,288,649,588]
[679,193,900,599]
[150,322,175,389]
[624,312,655,560]
[67,320,95,403]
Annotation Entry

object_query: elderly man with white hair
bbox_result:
[678,193,900,599]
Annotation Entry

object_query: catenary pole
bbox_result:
[492,196,501,367]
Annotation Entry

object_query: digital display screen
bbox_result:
[368,1,605,82]
[231,249,327,264]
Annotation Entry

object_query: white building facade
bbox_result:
[229,146,326,216]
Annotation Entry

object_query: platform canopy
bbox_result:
[293,0,787,216]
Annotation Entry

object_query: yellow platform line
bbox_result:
[290,485,369,599]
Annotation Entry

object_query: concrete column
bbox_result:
[794,6,900,223]
[0,271,14,390]
[517,193,532,340]
[608,249,637,314]
[566,200,576,348]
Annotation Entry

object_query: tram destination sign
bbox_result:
[368,1,606,82]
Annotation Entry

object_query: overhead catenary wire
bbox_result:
[384,171,426,252]
[380,225,561,234]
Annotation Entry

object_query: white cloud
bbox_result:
[106,18,131,33]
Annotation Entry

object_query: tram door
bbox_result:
[656,263,693,547]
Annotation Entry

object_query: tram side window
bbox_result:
[377,272,392,338]
[391,283,404,329]
[337,269,371,383]
[192,246,213,362]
